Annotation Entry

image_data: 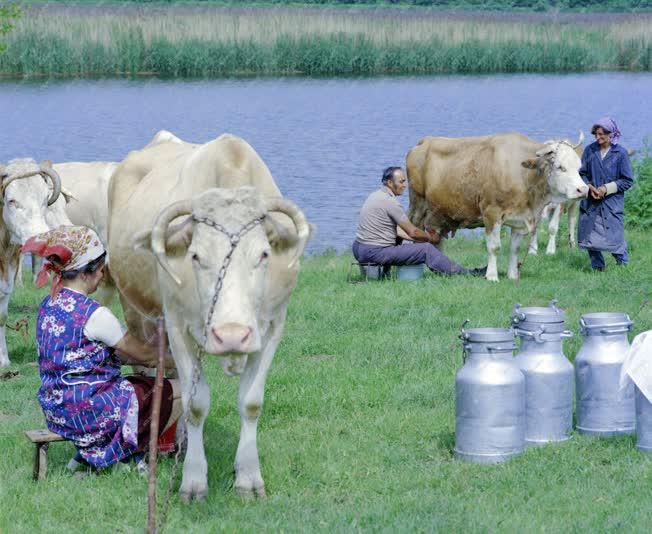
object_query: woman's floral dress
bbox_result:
[36,288,139,468]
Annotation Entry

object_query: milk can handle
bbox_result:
[459,319,471,363]
[599,327,631,335]
[512,304,526,322]
[560,330,573,338]
[513,326,545,343]
[486,345,514,352]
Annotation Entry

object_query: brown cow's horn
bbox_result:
[151,199,193,285]
[572,131,584,150]
[264,197,310,269]
[40,166,62,205]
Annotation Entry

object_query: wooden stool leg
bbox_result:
[33,442,49,481]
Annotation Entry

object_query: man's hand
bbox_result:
[425,227,442,245]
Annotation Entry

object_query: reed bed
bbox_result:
[1,6,651,76]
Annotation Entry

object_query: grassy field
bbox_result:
[1,227,652,532]
[1,4,652,76]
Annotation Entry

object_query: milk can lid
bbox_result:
[460,326,515,344]
[512,300,565,324]
[580,312,632,329]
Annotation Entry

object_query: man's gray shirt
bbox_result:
[355,187,409,247]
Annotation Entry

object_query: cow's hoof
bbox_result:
[486,274,499,282]
[234,476,266,500]
[179,484,208,503]
[234,485,255,500]
[527,249,538,256]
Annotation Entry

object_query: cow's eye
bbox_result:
[258,250,270,265]
[6,199,16,207]
[560,166,567,172]
[191,252,200,263]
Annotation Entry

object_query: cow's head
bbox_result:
[145,187,309,357]
[521,132,588,203]
[0,159,62,244]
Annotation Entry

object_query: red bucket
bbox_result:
[158,421,177,454]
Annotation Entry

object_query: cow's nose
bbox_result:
[578,185,589,197]
[211,323,252,354]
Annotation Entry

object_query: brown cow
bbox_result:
[406,132,588,281]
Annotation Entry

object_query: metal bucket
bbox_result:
[512,300,574,445]
[396,264,424,281]
[358,264,388,280]
[636,386,652,452]
[575,312,635,437]
[455,322,525,464]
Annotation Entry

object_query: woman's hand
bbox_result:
[589,184,607,200]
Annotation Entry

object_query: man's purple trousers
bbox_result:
[352,240,466,275]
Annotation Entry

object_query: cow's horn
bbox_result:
[573,130,584,150]
[264,197,310,268]
[151,199,192,286]
[40,165,62,205]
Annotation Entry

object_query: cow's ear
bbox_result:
[132,217,193,255]
[521,159,538,169]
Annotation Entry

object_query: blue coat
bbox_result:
[578,142,633,253]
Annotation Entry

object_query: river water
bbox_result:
[2,73,651,253]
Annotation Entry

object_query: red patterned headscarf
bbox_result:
[22,226,105,299]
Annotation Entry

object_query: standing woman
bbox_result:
[578,117,633,271]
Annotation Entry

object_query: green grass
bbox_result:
[1,226,652,532]
[2,5,652,76]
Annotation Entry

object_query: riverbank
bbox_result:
[2,230,651,531]
[2,5,651,76]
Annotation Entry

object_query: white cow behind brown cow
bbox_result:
[20,130,188,294]
[406,132,589,281]
[0,159,62,367]
[107,133,310,501]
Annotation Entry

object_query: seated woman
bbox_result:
[23,225,180,471]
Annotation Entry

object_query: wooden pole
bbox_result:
[147,319,166,534]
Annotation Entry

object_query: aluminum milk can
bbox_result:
[635,387,652,452]
[455,322,524,464]
[575,312,635,436]
[512,301,574,445]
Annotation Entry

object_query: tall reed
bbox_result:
[1,7,651,76]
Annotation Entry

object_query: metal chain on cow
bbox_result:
[158,214,265,531]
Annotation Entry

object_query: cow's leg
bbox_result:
[527,226,539,256]
[31,255,44,285]
[167,325,210,502]
[485,223,501,282]
[15,256,24,288]
[234,308,287,499]
[508,229,526,280]
[546,204,563,255]
[0,267,16,368]
[567,200,578,248]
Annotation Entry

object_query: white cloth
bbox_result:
[620,331,652,402]
[84,307,127,347]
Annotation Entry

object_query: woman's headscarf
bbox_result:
[22,225,105,299]
[591,117,621,145]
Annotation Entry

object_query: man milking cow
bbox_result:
[352,166,486,277]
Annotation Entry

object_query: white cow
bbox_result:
[527,200,578,256]
[108,134,310,501]
[0,159,62,367]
